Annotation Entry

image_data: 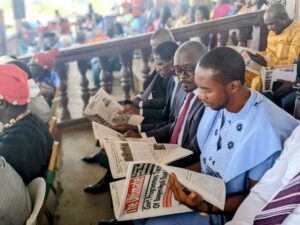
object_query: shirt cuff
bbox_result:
[138,125,142,133]
[139,101,143,108]
[140,132,147,138]
[140,108,143,116]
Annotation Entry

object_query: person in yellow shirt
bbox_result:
[247,3,300,90]
[245,3,300,114]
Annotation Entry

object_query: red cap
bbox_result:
[0,64,29,105]
[32,48,59,71]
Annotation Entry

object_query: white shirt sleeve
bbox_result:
[227,125,300,225]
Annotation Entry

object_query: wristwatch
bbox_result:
[198,202,213,216]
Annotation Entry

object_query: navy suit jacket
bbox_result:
[141,84,186,131]
[141,70,169,110]
[146,96,205,167]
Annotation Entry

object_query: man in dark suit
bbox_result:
[115,40,181,132]
[81,28,176,165]
[134,41,208,168]
[122,28,176,123]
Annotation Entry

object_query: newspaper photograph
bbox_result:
[102,140,193,179]
[110,162,226,221]
[229,45,262,75]
[92,121,156,143]
[84,88,144,126]
[261,64,297,92]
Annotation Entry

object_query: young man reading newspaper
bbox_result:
[84,41,207,195]
[132,47,298,225]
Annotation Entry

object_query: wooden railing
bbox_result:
[20,10,267,121]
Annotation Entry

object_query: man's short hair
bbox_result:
[265,3,289,20]
[198,47,245,84]
[153,41,179,61]
[151,28,175,42]
[175,41,207,63]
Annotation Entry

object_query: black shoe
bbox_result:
[84,179,110,194]
[84,172,112,194]
[81,152,102,164]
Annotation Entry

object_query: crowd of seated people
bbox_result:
[81,3,300,225]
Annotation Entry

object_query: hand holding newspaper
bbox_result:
[110,162,226,221]
[102,140,193,179]
[261,64,297,92]
[92,121,156,143]
[84,88,144,126]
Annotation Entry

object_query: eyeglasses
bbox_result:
[174,65,196,75]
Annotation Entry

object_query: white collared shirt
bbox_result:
[226,125,300,225]
[170,76,179,109]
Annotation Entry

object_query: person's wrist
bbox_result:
[197,201,212,216]
[206,202,213,214]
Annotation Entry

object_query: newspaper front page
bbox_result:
[102,140,193,179]
[261,64,297,92]
[92,121,156,144]
[110,162,226,221]
[84,88,144,126]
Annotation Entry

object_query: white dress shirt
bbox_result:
[226,125,300,225]
[170,76,179,109]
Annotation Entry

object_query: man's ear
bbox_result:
[228,80,241,93]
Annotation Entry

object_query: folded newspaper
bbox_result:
[261,64,297,93]
[229,45,262,75]
[102,140,193,179]
[110,162,226,221]
[84,88,144,126]
[92,121,156,143]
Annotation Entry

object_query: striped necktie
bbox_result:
[254,171,300,225]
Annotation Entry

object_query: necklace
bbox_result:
[3,110,31,130]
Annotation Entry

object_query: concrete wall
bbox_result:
[286,0,295,19]
[286,0,300,21]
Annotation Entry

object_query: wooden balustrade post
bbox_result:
[219,31,229,46]
[99,56,112,94]
[77,60,90,110]
[0,10,7,55]
[55,63,70,120]
[120,51,134,100]
[141,47,151,81]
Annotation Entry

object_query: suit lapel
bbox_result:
[181,99,202,145]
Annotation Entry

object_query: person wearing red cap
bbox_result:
[28,48,59,106]
[0,64,53,185]
[0,55,51,123]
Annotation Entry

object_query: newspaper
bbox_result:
[110,162,226,221]
[229,45,262,75]
[84,88,144,126]
[261,64,297,92]
[92,121,156,144]
[102,140,193,179]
